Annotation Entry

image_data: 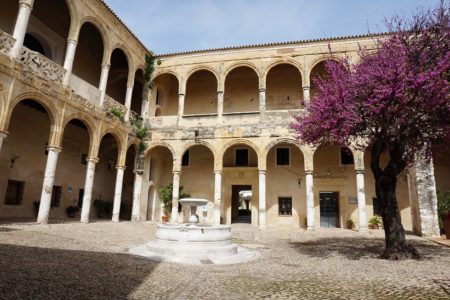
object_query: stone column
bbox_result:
[112,166,125,222]
[62,38,78,86]
[411,156,440,237]
[259,88,266,118]
[37,146,61,224]
[11,0,34,58]
[0,132,7,153]
[124,83,134,121]
[131,170,143,222]
[178,93,185,118]
[80,158,98,223]
[305,171,315,230]
[302,86,310,106]
[214,169,222,224]
[98,63,111,107]
[258,170,266,229]
[171,171,181,222]
[217,91,224,121]
[356,170,368,232]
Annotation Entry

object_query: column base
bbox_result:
[258,224,266,230]
[132,215,139,222]
[80,218,89,224]
[37,220,48,225]
[307,226,315,231]
[358,226,368,233]
[112,213,120,222]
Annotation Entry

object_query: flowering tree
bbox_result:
[292,2,450,259]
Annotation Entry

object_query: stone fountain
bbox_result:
[128,198,260,265]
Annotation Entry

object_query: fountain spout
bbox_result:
[179,198,208,224]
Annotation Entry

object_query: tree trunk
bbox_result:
[375,172,420,260]
[370,142,420,260]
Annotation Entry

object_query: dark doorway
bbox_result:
[320,192,339,228]
[231,185,252,223]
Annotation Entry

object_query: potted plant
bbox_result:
[437,191,450,239]
[158,183,190,222]
[369,215,382,229]
[65,205,79,218]
[346,218,355,230]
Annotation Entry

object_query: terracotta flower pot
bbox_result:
[161,215,169,223]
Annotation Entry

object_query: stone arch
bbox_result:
[220,138,261,168]
[263,138,305,158]
[78,17,108,55]
[61,112,96,153]
[97,127,126,161]
[224,62,260,79]
[145,141,176,159]
[263,60,303,86]
[184,66,219,92]
[180,140,218,168]
[6,93,60,137]
[307,56,343,82]
[110,44,135,79]
[153,70,181,83]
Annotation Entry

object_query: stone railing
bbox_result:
[19,46,66,83]
[69,74,101,105]
[104,95,127,122]
[129,110,143,124]
[0,31,15,56]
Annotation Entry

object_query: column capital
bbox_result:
[217,90,224,94]
[302,86,311,91]
[355,169,365,174]
[258,88,266,93]
[172,170,181,175]
[86,157,99,164]
[101,62,111,69]
[305,170,314,175]
[67,38,78,46]
[127,82,134,89]
[0,130,9,138]
[47,145,62,153]
[19,0,33,10]
[178,93,185,97]
[134,169,144,175]
[214,169,223,174]
[116,165,126,170]
[259,169,266,175]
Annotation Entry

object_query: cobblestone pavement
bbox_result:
[0,220,449,299]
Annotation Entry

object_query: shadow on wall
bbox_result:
[0,244,159,299]
[289,236,449,261]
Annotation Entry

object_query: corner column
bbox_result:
[258,170,266,229]
[356,169,368,232]
[11,0,34,58]
[217,91,224,122]
[302,86,310,105]
[177,93,185,124]
[305,170,315,230]
[80,158,98,223]
[171,170,181,222]
[124,82,134,121]
[214,169,222,224]
[112,166,125,222]
[131,170,144,222]
[37,146,61,224]
[62,38,78,86]
[98,63,111,107]
[259,88,266,118]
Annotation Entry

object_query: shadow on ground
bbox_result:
[290,236,449,260]
[0,244,158,299]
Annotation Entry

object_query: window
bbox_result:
[182,150,190,167]
[77,189,84,208]
[340,147,354,165]
[51,186,62,208]
[4,180,25,205]
[235,149,249,166]
[276,148,290,166]
[81,153,87,165]
[278,197,292,216]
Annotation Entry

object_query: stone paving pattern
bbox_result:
[0,221,449,299]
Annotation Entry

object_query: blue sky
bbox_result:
[104,0,441,55]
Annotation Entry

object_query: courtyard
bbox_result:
[0,221,449,299]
